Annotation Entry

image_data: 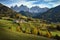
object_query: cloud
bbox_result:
[48,2,60,8]
[44,0,53,2]
[6,0,36,8]
[0,0,60,8]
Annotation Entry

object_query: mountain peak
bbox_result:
[20,4,28,8]
[15,5,18,7]
[11,5,49,13]
[56,5,60,7]
[32,6,40,8]
[0,3,3,5]
[21,4,24,6]
[0,3,3,7]
[31,6,40,9]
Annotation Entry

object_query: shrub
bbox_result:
[38,29,42,36]
[21,27,26,33]
[16,26,22,32]
[15,14,21,19]
[56,25,60,31]
[8,27,12,29]
[25,28,31,34]
[7,18,13,21]
[54,34,60,40]
[27,18,34,21]
[46,30,52,38]
[47,26,56,31]
[31,28,38,35]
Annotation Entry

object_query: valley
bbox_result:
[0,3,60,40]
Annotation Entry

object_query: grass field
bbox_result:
[0,19,53,40]
[39,30,60,36]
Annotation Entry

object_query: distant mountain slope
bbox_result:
[11,5,49,13]
[29,6,48,13]
[11,5,49,17]
[11,5,19,12]
[37,5,60,22]
[19,11,33,17]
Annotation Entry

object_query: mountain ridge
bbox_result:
[11,5,49,13]
[36,5,60,22]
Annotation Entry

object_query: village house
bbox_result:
[13,19,27,23]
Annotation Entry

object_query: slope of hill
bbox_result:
[0,19,54,40]
[0,3,54,40]
[36,5,60,22]
[0,3,22,18]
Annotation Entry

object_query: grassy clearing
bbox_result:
[39,30,60,36]
[0,19,18,31]
[0,28,52,40]
[51,31,60,36]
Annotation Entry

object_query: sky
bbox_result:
[0,0,60,8]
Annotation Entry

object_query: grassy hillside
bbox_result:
[0,19,53,40]
[0,3,23,18]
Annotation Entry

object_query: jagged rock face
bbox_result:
[11,5,49,13]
